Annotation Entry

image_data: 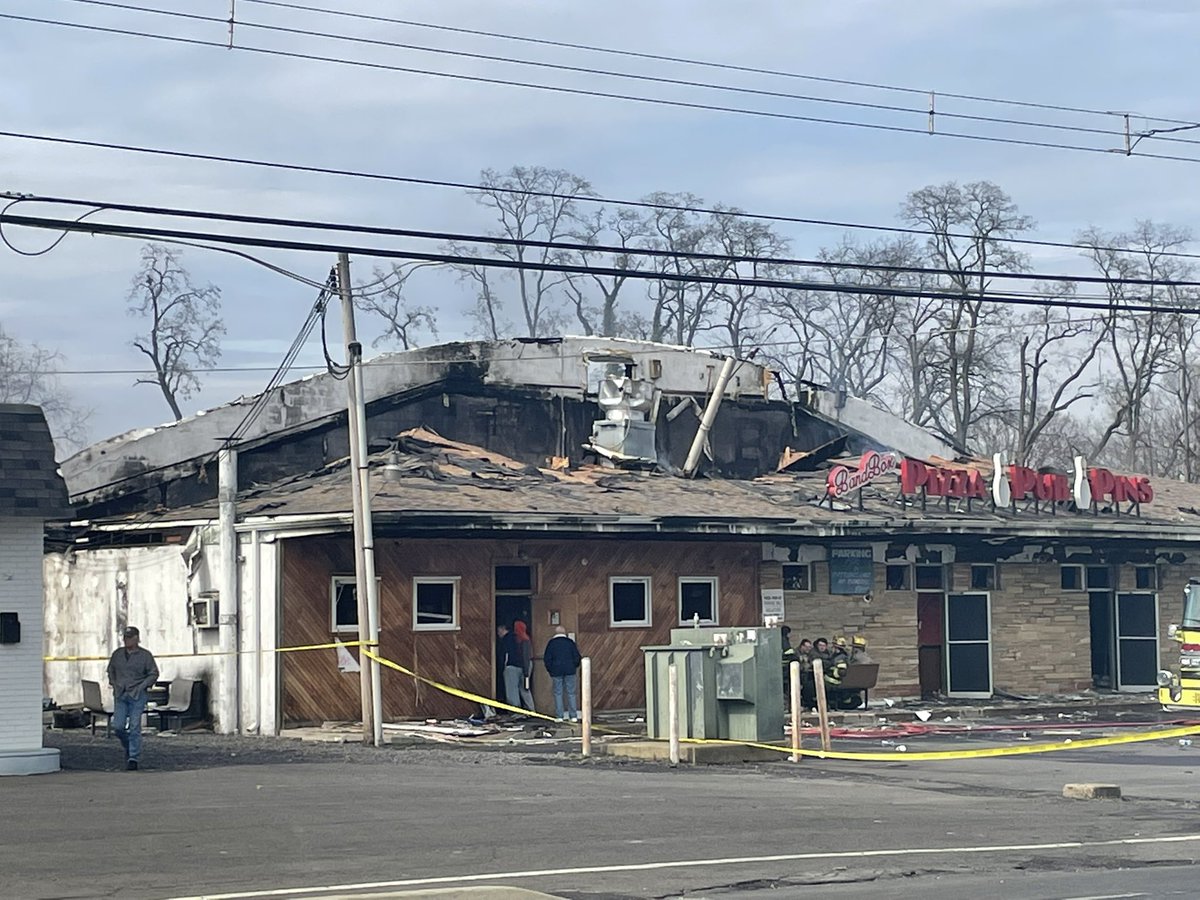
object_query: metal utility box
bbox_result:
[643,626,784,743]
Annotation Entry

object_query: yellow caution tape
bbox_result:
[678,724,1200,761]
[363,647,1200,761]
[363,648,560,725]
[55,637,1200,761]
[44,640,378,663]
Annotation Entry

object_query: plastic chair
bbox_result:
[81,680,112,737]
[155,678,195,732]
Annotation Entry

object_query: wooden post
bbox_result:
[813,658,832,753]
[789,660,802,763]
[668,661,680,767]
[581,657,592,758]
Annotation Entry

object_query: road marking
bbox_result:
[163,834,1200,900]
[1059,894,1148,900]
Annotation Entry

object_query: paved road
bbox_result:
[3,731,1198,899]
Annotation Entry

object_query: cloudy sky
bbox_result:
[1,0,1197,445]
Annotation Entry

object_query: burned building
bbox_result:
[43,337,1199,732]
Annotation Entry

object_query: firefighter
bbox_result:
[850,633,873,665]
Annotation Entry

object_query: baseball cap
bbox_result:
[123,626,140,638]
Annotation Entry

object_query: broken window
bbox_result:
[1086,566,1112,590]
[915,565,945,590]
[885,564,911,591]
[413,577,460,631]
[1061,565,1084,591]
[610,577,651,627]
[330,575,359,633]
[970,564,997,591]
[1134,566,1159,590]
[782,563,812,592]
[678,577,719,625]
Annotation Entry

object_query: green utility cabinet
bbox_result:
[643,625,784,743]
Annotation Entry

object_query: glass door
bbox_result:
[1115,592,1158,691]
[946,592,992,697]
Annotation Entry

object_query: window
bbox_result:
[678,577,719,625]
[1086,566,1112,589]
[330,575,359,633]
[495,565,533,591]
[915,565,945,590]
[886,564,911,591]
[610,577,652,627]
[970,564,997,591]
[782,563,811,592]
[1061,565,1084,591]
[1134,566,1159,590]
[413,577,460,631]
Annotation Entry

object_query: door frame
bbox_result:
[1114,591,1159,692]
[945,591,993,699]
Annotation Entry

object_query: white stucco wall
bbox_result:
[0,517,48,756]
[43,541,224,721]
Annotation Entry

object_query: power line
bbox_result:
[8,11,1200,165]
[52,0,1200,150]
[241,0,1199,129]
[4,208,1200,316]
[4,128,1200,265]
[8,190,1200,291]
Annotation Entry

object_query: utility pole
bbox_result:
[338,253,383,747]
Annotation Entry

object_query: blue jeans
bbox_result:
[112,692,147,761]
[551,674,577,720]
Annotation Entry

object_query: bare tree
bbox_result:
[563,206,649,337]
[1007,286,1107,467]
[357,263,439,349]
[0,324,90,449]
[455,166,595,338]
[1080,222,1195,470]
[767,237,920,402]
[708,209,788,355]
[901,181,1032,449]
[642,193,725,346]
[127,244,224,421]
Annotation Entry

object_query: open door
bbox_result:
[495,565,533,707]
[945,592,991,698]
[917,592,944,699]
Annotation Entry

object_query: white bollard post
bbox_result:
[813,658,832,753]
[581,657,592,758]
[668,661,680,767]
[789,659,802,763]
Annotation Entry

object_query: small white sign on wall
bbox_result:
[760,588,785,620]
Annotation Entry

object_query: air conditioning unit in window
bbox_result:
[191,593,219,629]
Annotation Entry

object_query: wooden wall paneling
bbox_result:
[279,535,762,722]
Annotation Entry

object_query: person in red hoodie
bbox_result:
[511,620,536,713]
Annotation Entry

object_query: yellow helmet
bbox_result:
[852,634,868,648]
[833,635,848,648]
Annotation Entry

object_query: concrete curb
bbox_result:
[1063,783,1122,800]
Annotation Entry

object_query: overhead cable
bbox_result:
[3,208,1199,316]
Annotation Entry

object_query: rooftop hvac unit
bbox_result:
[586,360,657,465]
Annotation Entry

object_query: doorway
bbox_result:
[917,592,945,699]
[945,592,992,697]
[1115,592,1158,690]
[494,565,534,704]
[1088,590,1115,689]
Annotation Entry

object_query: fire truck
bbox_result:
[1157,579,1200,708]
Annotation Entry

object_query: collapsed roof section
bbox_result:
[61,337,773,506]
[80,427,1200,545]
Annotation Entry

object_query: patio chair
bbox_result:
[81,679,112,737]
[155,678,196,732]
